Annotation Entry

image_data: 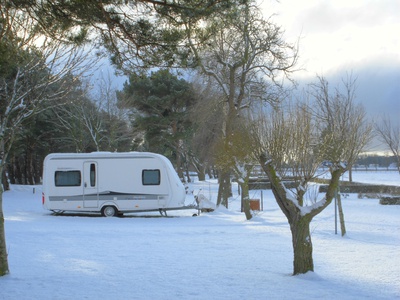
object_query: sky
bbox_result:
[98,0,399,151]
[264,0,400,124]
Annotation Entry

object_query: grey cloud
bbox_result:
[293,0,400,35]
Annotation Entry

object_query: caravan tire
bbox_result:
[102,206,118,217]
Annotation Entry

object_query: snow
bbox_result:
[342,170,400,186]
[1,171,400,300]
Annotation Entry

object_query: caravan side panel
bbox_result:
[42,155,86,211]
[42,152,186,214]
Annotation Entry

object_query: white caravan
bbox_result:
[42,152,187,216]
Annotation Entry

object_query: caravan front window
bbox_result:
[55,171,81,187]
[142,169,160,185]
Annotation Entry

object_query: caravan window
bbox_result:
[90,163,96,187]
[55,171,81,187]
[142,169,160,185]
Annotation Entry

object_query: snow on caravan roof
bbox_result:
[45,152,164,160]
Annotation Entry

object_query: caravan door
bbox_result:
[83,161,99,208]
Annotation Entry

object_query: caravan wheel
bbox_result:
[101,206,118,217]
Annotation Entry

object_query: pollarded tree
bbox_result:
[253,76,371,275]
[254,102,346,276]
[310,75,373,179]
[309,75,373,236]
[375,115,400,175]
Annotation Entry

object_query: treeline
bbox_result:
[4,67,397,187]
[355,155,398,169]
[3,69,218,187]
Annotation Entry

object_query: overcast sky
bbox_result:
[264,0,400,125]
[102,0,399,136]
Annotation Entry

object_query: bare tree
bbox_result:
[309,75,373,236]
[310,75,373,177]
[253,102,335,275]
[254,101,345,275]
[189,77,224,181]
[253,75,372,274]
[52,74,132,153]
[182,2,298,211]
[0,6,96,276]
[52,93,104,152]
[375,116,400,174]
[95,73,133,152]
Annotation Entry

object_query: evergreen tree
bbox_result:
[118,69,196,175]
[10,0,246,70]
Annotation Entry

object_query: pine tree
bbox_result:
[118,69,196,174]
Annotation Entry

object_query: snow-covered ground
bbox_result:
[342,169,400,186]
[1,171,399,300]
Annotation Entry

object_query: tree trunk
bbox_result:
[26,149,35,185]
[216,175,224,207]
[185,168,191,183]
[13,157,22,184]
[243,198,251,220]
[206,167,213,179]
[348,167,352,182]
[176,153,185,183]
[240,181,252,220]
[217,171,230,208]
[0,139,9,276]
[197,168,206,181]
[212,168,218,179]
[336,192,347,236]
[291,217,314,275]
[258,155,346,275]
[34,156,42,184]
[191,159,206,181]
[2,169,10,192]
[7,157,15,184]
[0,186,9,276]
